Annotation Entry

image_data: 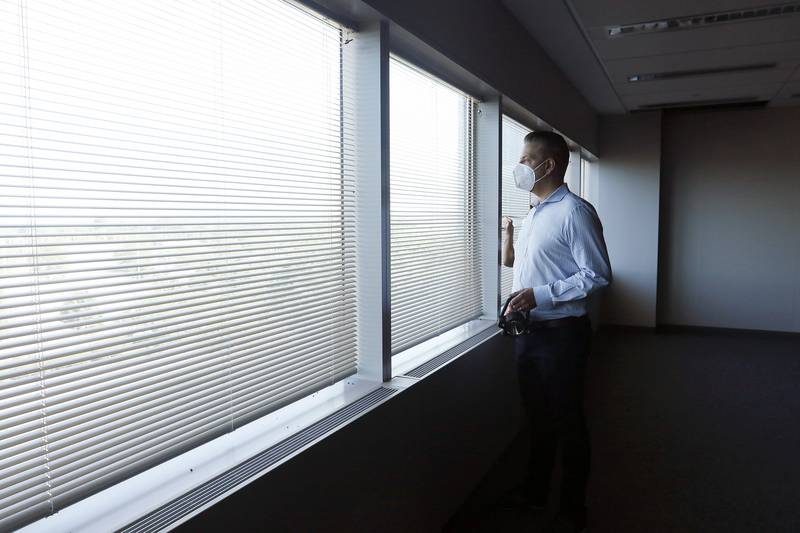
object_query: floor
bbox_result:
[444,328,800,532]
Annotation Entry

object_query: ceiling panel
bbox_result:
[506,0,800,112]
[570,0,786,30]
[771,81,800,105]
[501,0,625,113]
[621,82,783,108]
[603,40,800,85]
[613,66,796,95]
[588,17,800,60]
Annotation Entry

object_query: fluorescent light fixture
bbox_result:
[628,63,777,82]
[637,96,762,109]
[607,3,799,38]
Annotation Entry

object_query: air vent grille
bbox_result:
[119,387,398,533]
[607,3,799,38]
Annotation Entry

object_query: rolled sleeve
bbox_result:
[533,284,554,311]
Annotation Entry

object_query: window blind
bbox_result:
[500,115,532,302]
[389,57,481,355]
[0,1,357,530]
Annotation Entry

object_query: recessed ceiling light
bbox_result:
[607,3,799,38]
[628,63,777,82]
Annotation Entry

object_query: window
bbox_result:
[580,155,598,203]
[565,149,581,193]
[581,157,588,198]
[500,115,531,302]
[0,1,355,529]
[389,57,481,355]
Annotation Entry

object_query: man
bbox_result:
[500,131,611,533]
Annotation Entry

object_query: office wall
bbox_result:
[358,0,599,154]
[176,336,524,533]
[594,112,662,327]
[659,106,800,333]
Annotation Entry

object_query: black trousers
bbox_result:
[514,316,591,516]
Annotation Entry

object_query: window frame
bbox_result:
[385,54,490,360]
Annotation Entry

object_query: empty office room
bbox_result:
[2,0,799,532]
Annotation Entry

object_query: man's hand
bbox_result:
[502,217,515,268]
[505,288,536,315]
[502,216,514,237]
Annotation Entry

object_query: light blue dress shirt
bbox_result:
[512,183,612,321]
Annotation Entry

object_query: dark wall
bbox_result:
[360,0,598,153]
[658,106,800,332]
[176,335,523,532]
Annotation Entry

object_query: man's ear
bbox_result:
[545,157,556,176]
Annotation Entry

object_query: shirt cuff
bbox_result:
[532,284,554,311]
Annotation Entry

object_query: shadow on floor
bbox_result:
[442,429,561,532]
[444,328,800,532]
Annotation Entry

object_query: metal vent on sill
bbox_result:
[606,3,800,38]
[118,386,398,533]
[403,326,499,379]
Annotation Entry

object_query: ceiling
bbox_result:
[502,0,800,113]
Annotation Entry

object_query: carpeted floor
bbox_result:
[443,328,800,532]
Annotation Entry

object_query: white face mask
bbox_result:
[512,160,547,192]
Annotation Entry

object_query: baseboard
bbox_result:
[655,324,800,339]
[596,324,657,335]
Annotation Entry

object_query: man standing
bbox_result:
[501,131,611,533]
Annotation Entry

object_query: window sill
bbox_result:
[391,318,498,377]
[18,377,384,533]
[20,319,499,533]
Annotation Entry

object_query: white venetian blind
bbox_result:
[500,115,532,302]
[0,0,357,529]
[389,57,481,355]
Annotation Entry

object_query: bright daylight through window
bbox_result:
[0,0,356,529]
[389,57,482,355]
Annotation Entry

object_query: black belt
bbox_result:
[526,315,589,331]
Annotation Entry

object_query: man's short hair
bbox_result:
[524,130,570,169]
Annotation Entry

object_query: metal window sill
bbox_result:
[18,377,387,533]
[391,318,499,378]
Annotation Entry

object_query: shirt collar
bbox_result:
[539,183,569,205]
